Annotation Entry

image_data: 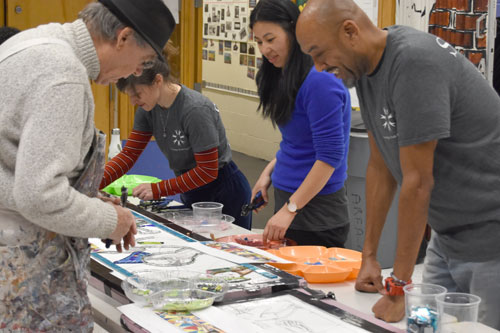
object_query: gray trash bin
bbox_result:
[344,110,399,269]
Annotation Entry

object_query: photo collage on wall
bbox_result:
[202,0,263,80]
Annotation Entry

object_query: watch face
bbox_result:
[288,201,297,212]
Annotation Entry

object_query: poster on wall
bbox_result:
[203,0,250,42]
[397,0,492,80]
[202,0,262,93]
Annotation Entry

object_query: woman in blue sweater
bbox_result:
[249,0,351,247]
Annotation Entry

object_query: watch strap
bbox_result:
[390,272,411,285]
[385,274,412,296]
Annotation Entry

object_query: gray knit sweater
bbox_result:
[0,20,117,240]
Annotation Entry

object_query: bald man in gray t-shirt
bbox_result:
[356,25,500,328]
[298,0,500,328]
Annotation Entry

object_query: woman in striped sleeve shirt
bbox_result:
[99,58,252,229]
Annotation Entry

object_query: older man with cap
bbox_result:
[297,0,500,329]
[0,0,175,330]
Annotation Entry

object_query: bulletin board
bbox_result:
[201,0,377,97]
[202,0,262,96]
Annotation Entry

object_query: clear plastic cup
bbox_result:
[192,202,223,225]
[403,283,447,332]
[436,292,481,332]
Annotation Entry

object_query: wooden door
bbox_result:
[5,0,92,30]
[1,0,202,152]
[378,0,396,27]
[0,1,5,26]
[4,0,112,151]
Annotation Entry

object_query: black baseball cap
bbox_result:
[98,0,176,61]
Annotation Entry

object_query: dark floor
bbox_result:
[231,151,275,230]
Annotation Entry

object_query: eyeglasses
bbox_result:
[141,60,155,69]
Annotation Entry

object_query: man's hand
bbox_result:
[263,206,294,241]
[132,183,154,201]
[108,203,137,252]
[372,294,405,322]
[97,192,120,205]
[355,255,384,293]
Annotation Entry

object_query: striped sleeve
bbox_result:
[151,147,219,199]
[99,130,152,189]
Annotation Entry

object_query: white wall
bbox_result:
[202,88,281,161]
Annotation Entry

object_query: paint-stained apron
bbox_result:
[0,38,107,332]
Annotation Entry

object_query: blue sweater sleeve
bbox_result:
[302,70,350,169]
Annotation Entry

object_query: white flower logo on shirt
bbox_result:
[172,130,185,146]
[380,107,395,131]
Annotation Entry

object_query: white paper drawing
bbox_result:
[219,294,370,333]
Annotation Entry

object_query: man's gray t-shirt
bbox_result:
[356,25,500,260]
[133,85,231,176]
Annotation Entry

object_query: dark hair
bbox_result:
[249,0,313,126]
[116,43,178,92]
[0,26,20,45]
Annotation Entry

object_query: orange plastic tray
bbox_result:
[267,246,362,283]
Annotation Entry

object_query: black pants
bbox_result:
[274,187,350,247]
[181,161,252,230]
[494,19,500,96]
[285,227,350,248]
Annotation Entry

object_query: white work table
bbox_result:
[89,202,498,332]
[309,264,424,331]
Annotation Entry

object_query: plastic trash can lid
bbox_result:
[351,110,366,133]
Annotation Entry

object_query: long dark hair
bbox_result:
[249,0,313,126]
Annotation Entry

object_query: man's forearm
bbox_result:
[363,159,397,258]
[392,179,432,281]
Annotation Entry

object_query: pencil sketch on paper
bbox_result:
[219,294,369,333]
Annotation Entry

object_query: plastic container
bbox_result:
[164,210,235,232]
[436,292,481,332]
[403,283,447,333]
[149,288,217,311]
[108,128,122,160]
[191,273,229,302]
[192,214,235,233]
[192,202,223,224]
[121,270,229,309]
[301,264,351,284]
[278,246,328,261]
[143,247,202,267]
[162,210,195,224]
[121,270,193,306]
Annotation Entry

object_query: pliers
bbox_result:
[105,186,128,248]
[241,191,266,216]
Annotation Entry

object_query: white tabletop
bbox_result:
[307,265,424,330]
[96,199,499,332]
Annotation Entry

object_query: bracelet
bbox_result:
[390,271,411,285]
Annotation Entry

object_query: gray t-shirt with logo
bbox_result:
[355,25,500,260]
[133,85,231,176]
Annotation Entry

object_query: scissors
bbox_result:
[105,186,128,248]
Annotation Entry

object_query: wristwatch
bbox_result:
[286,199,302,214]
[385,272,412,296]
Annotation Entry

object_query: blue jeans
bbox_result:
[180,161,252,230]
[423,232,500,330]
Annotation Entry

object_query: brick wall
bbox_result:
[428,0,488,68]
